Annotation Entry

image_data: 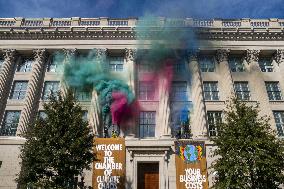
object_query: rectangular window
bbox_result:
[199,56,215,72]
[75,90,92,101]
[171,81,187,101]
[139,111,156,138]
[229,57,245,72]
[17,58,33,72]
[109,57,124,72]
[234,82,250,100]
[203,82,219,100]
[258,58,273,72]
[139,81,155,100]
[47,55,59,72]
[265,82,282,101]
[10,81,28,100]
[42,81,60,100]
[0,59,4,71]
[173,62,186,73]
[207,111,222,137]
[0,111,21,136]
[273,111,284,137]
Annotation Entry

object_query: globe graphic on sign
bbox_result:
[184,145,197,162]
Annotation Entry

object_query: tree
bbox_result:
[211,98,284,189]
[17,89,94,189]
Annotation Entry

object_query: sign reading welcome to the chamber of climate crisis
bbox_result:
[175,141,209,189]
[93,138,125,189]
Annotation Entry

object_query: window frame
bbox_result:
[139,111,156,138]
[265,82,282,101]
[17,58,33,72]
[258,58,274,72]
[207,111,222,137]
[138,81,155,100]
[0,111,21,136]
[203,81,219,101]
[199,56,215,72]
[229,57,245,72]
[273,111,284,137]
[9,80,29,100]
[234,81,250,100]
[42,81,60,100]
[170,81,188,101]
[109,56,124,72]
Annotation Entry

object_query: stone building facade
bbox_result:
[0,17,284,189]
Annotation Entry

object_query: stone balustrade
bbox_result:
[0,17,283,29]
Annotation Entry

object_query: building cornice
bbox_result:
[0,17,283,41]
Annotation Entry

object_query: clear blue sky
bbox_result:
[0,0,283,19]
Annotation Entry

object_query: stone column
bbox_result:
[215,49,234,100]
[89,48,107,137]
[61,48,77,95]
[124,48,137,137]
[125,48,137,93]
[273,49,284,84]
[17,49,47,135]
[188,50,208,138]
[0,49,17,122]
[244,49,272,117]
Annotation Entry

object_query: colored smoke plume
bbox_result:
[61,50,136,130]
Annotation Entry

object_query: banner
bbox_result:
[175,140,209,189]
[93,138,126,189]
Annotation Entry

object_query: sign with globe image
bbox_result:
[175,141,208,189]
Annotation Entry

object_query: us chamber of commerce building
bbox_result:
[0,17,284,189]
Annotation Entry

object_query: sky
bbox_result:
[0,0,283,19]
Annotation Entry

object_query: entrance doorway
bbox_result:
[137,162,159,189]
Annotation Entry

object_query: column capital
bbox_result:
[33,49,47,61]
[125,48,137,62]
[215,49,230,63]
[187,49,200,62]
[3,49,16,62]
[63,48,77,59]
[94,48,107,60]
[245,49,260,64]
[273,49,284,65]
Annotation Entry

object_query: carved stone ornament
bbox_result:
[245,49,260,64]
[94,48,107,60]
[273,49,284,65]
[63,48,77,59]
[215,49,230,63]
[187,49,199,62]
[125,48,137,62]
[33,49,47,62]
[3,49,16,62]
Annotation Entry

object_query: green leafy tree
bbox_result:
[16,89,94,189]
[211,98,284,189]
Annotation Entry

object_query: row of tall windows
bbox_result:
[200,56,276,72]
[203,81,282,101]
[2,109,283,138]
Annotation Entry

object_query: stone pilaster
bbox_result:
[244,49,273,119]
[89,48,107,137]
[17,49,47,135]
[61,48,77,96]
[124,48,137,137]
[125,48,137,93]
[215,49,234,100]
[0,49,17,122]
[274,49,284,95]
[188,50,208,138]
